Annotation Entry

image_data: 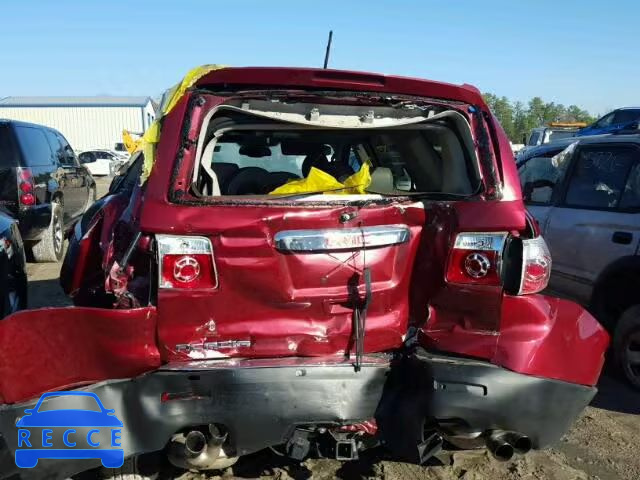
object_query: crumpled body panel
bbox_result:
[0,307,160,404]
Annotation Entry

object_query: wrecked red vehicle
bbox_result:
[0,67,609,478]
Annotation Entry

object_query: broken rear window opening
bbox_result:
[180,103,482,204]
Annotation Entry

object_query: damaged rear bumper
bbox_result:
[377,349,596,462]
[0,352,595,479]
[0,356,390,480]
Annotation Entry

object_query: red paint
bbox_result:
[155,204,426,361]
[0,307,160,403]
[494,295,609,386]
[193,67,488,108]
[421,294,609,386]
[0,67,609,408]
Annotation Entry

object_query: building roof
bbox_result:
[0,96,152,108]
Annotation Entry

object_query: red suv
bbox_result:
[0,67,609,478]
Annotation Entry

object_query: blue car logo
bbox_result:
[15,391,124,469]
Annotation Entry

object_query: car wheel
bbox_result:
[85,185,97,212]
[31,201,64,263]
[614,305,640,390]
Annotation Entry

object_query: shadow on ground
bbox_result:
[591,359,640,415]
[27,278,72,309]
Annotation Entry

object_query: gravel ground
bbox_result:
[24,177,640,480]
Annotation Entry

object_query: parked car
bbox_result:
[577,107,640,136]
[519,135,640,388]
[0,119,97,262]
[0,67,609,479]
[0,209,27,318]
[78,149,126,176]
[516,125,582,160]
[113,142,131,161]
[516,134,613,168]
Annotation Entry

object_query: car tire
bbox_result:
[31,201,64,263]
[85,185,97,212]
[101,454,160,480]
[614,304,640,390]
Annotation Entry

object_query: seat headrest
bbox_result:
[369,167,395,194]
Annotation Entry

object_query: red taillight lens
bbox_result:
[446,232,507,285]
[17,167,35,207]
[161,253,215,289]
[518,236,552,295]
[157,235,217,289]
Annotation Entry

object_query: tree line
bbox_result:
[483,93,596,144]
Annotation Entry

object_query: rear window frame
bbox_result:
[168,98,483,207]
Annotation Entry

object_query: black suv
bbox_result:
[0,120,96,262]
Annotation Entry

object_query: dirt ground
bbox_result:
[25,178,640,480]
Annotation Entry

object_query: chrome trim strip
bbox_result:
[274,225,410,252]
[161,355,391,371]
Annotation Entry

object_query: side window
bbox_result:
[620,162,640,210]
[55,133,77,166]
[44,130,63,165]
[564,146,638,209]
[14,126,54,167]
[612,109,640,126]
[79,152,96,164]
[519,143,577,204]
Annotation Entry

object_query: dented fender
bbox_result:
[0,307,160,404]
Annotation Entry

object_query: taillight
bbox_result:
[156,235,218,289]
[518,236,552,295]
[446,232,507,285]
[17,167,35,207]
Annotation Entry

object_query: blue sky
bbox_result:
[1,0,637,115]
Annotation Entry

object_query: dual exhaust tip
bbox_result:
[486,431,532,462]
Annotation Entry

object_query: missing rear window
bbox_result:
[193,127,478,200]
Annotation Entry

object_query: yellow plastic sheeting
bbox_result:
[122,130,141,154]
[139,64,227,181]
[270,163,371,195]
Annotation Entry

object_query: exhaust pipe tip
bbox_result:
[185,430,207,457]
[506,433,532,455]
[486,434,514,462]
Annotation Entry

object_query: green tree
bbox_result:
[482,93,596,143]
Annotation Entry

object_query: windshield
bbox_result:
[547,130,576,142]
[528,131,543,146]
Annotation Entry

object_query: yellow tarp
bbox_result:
[122,130,141,154]
[269,163,371,195]
[138,64,227,181]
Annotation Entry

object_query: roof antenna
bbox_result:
[323,30,333,69]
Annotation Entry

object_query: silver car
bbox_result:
[519,134,640,388]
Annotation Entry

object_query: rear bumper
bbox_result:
[0,356,390,479]
[0,352,595,479]
[17,204,51,241]
[376,350,595,462]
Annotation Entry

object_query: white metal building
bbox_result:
[0,96,156,152]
